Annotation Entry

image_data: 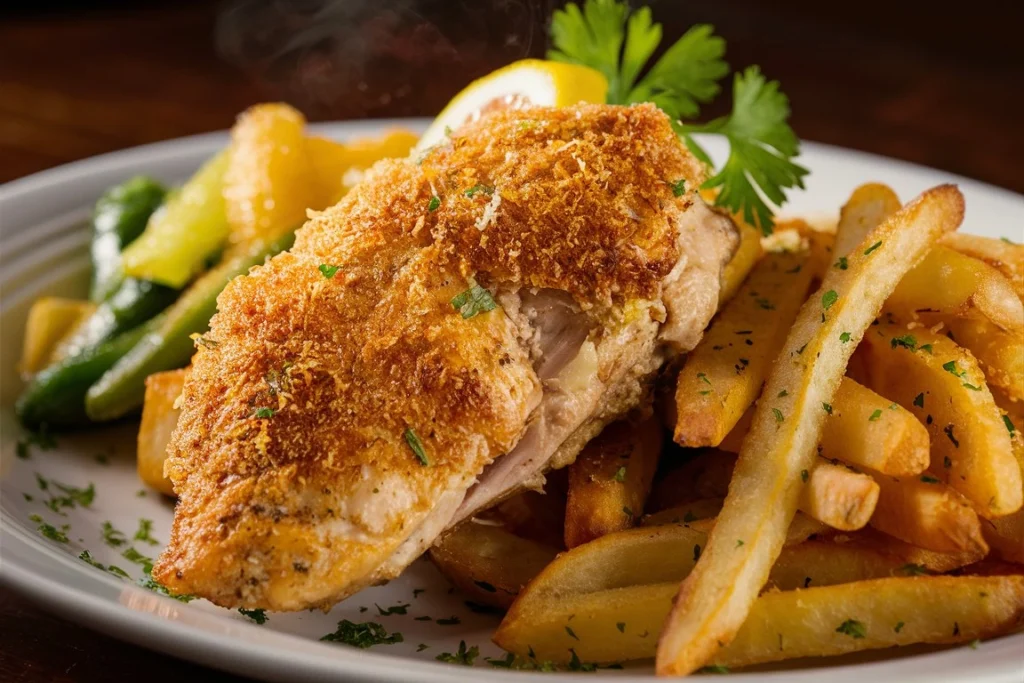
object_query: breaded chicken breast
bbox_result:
[154,103,737,610]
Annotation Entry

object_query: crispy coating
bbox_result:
[155,103,712,609]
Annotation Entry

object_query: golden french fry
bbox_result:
[983,511,1024,565]
[870,473,988,554]
[654,450,877,531]
[498,569,1024,667]
[657,185,965,676]
[138,368,187,496]
[801,460,880,531]
[944,317,1024,402]
[858,323,1021,518]
[719,219,763,305]
[720,377,930,476]
[887,246,1024,333]
[641,498,723,526]
[833,183,902,259]
[564,417,661,548]
[674,249,814,448]
[847,528,986,573]
[681,512,831,547]
[941,232,1024,300]
[429,522,558,610]
[765,538,917,591]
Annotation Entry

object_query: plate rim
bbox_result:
[2,118,1022,683]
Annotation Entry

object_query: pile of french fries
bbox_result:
[431,182,1024,674]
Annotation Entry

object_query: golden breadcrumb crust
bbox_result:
[155,103,709,609]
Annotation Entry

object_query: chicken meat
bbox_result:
[154,103,737,610]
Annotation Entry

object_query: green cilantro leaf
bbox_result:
[451,284,497,319]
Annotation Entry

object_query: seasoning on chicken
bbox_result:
[153,103,737,610]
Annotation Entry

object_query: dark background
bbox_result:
[1,1,1022,681]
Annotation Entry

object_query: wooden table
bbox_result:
[1,1,1021,681]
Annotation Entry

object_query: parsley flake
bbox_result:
[835,256,848,270]
[102,521,127,548]
[616,622,626,633]
[451,284,496,319]
[895,621,905,633]
[613,466,627,482]
[822,290,838,311]
[913,393,925,408]
[863,240,882,255]
[669,178,687,197]
[239,608,268,625]
[801,469,809,483]
[840,331,851,343]
[134,518,159,546]
[944,424,960,448]
[899,563,929,576]
[565,625,580,640]
[836,619,867,639]
[464,184,494,198]
[321,620,403,648]
[253,407,275,419]
[1003,414,1016,437]
[772,408,784,423]
[403,428,430,466]
[891,334,916,351]
[375,602,410,616]
[318,264,341,279]
[822,402,833,415]
[942,360,965,378]
[427,196,440,212]
[436,640,479,666]
[436,616,461,626]
[868,409,882,422]
[920,474,940,484]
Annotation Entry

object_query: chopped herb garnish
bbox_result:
[616,622,626,633]
[623,506,634,518]
[840,331,851,343]
[613,466,627,482]
[962,383,981,391]
[134,518,158,546]
[436,640,479,666]
[778,389,789,398]
[451,284,497,319]
[193,335,219,349]
[464,184,494,198]
[863,240,882,255]
[375,602,410,616]
[427,196,441,212]
[414,616,432,621]
[899,563,929,576]
[565,625,580,640]
[773,408,784,423]
[320,620,403,648]
[404,428,430,466]
[944,455,952,469]
[1003,414,1016,437]
[821,290,838,311]
[944,424,960,448]
[755,297,775,310]
[836,619,867,639]
[919,343,933,354]
[895,621,905,633]
[698,665,730,674]
[417,643,430,652]
[697,371,712,386]
[239,608,268,625]
[436,616,461,626]
[868,409,882,422]
[412,588,426,598]
[834,256,848,270]
[318,264,341,279]
[693,544,702,561]
[567,650,597,672]
[735,539,744,547]
[102,522,128,548]
[942,360,965,378]
[253,407,276,419]
[801,469,809,483]
[891,334,917,351]
[953,621,960,636]
[31,515,68,543]
[914,392,925,408]
[474,580,497,593]
[669,179,687,197]
[822,402,833,415]
[969,639,980,649]
[920,475,940,484]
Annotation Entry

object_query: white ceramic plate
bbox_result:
[1,119,1022,683]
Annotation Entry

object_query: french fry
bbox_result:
[800,460,879,531]
[480,486,567,550]
[564,417,661,548]
[719,219,763,305]
[887,246,1024,333]
[429,522,558,610]
[765,218,836,285]
[833,183,902,258]
[944,317,1024,402]
[720,378,930,476]
[137,368,187,496]
[870,474,988,554]
[674,249,814,447]
[657,185,965,676]
[846,527,986,573]
[679,512,831,547]
[941,232,1024,301]
[983,511,1024,565]
[653,451,878,531]
[641,498,723,526]
[498,566,1024,666]
[765,538,919,591]
[858,323,1022,517]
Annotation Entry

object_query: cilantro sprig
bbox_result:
[548,0,807,234]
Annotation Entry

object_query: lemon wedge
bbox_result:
[415,59,608,153]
